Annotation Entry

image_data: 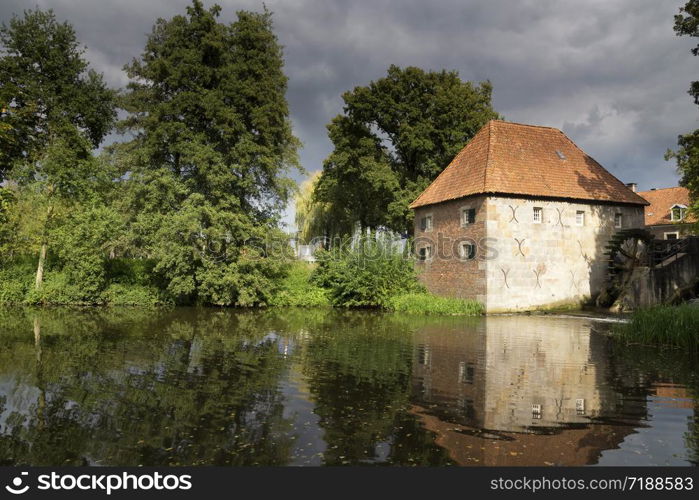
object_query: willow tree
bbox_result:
[294,171,352,245]
[316,65,500,234]
[117,1,300,305]
[0,9,116,287]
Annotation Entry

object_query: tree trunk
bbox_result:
[35,242,48,289]
[34,204,53,290]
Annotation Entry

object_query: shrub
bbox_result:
[0,258,34,304]
[24,271,95,305]
[269,261,330,307]
[0,278,27,304]
[102,283,168,306]
[312,237,423,308]
[387,292,484,316]
[104,258,158,286]
[613,304,699,351]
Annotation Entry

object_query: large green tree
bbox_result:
[667,1,699,209]
[116,1,300,305]
[0,9,116,288]
[316,65,500,234]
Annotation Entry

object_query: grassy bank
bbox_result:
[613,304,699,351]
[268,262,330,307]
[387,292,484,316]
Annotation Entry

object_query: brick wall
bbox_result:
[413,196,487,302]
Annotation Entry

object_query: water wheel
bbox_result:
[603,228,654,276]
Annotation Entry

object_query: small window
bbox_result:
[418,246,432,261]
[461,207,476,226]
[533,207,543,224]
[458,361,475,384]
[614,213,623,229]
[575,210,585,226]
[671,205,687,222]
[420,215,433,232]
[664,232,679,240]
[459,242,476,260]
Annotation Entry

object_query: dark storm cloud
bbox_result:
[2,0,696,225]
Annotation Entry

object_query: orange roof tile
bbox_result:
[409,120,648,209]
[638,186,695,226]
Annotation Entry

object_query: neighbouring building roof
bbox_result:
[409,120,648,209]
[638,186,696,226]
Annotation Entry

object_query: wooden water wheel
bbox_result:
[603,228,654,276]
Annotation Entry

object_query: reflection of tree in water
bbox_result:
[605,340,699,465]
[300,312,451,465]
[0,309,297,465]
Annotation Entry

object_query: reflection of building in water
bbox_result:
[410,316,641,465]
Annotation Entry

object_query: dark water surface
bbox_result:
[0,307,696,466]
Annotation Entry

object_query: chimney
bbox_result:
[626,182,637,192]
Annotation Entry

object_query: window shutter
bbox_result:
[420,217,426,231]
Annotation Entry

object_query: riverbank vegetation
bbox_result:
[1,2,495,315]
[270,248,483,315]
[613,304,699,351]
[387,293,484,316]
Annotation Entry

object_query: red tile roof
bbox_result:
[409,120,648,209]
[638,186,695,226]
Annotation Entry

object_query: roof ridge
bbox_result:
[490,119,560,131]
[638,186,687,193]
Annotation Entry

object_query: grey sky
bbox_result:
[2,0,696,230]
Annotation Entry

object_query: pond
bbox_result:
[0,307,696,466]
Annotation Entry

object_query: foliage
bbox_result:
[668,1,699,220]
[101,283,168,306]
[0,2,505,311]
[0,9,115,181]
[49,203,125,300]
[674,0,699,104]
[613,304,699,351]
[115,1,300,306]
[268,261,330,307]
[316,65,500,234]
[294,171,347,244]
[386,292,484,316]
[666,130,699,225]
[0,8,116,292]
[311,237,423,308]
[24,271,93,305]
[0,256,33,303]
[0,186,16,255]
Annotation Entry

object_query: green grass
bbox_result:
[386,292,484,316]
[613,304,699,351]
[268,261,331,307]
